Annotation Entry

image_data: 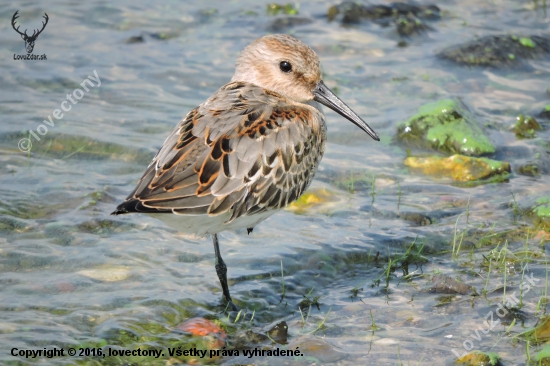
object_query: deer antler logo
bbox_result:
[12,10,49,54]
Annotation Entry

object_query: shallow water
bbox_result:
[1,0,549,365]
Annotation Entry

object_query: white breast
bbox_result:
[148,209,277,237]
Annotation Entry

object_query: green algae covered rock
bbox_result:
[535,345,550,366]
[397,99,495,156]
[456,351,500,366]
[533,197,550,230]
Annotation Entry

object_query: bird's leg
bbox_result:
[212,233,238,311]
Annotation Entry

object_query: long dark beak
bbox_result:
[313,80,380,141]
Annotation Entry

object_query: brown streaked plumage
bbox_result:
[112,34,379,310]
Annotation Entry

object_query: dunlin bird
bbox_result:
[112,34,379,309]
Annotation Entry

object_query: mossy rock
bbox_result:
[539,104,550,119]
[516,141,550,176]
[438,35,550,67]
[404,154,510,182]
[532,196,550,230]
[395,14,432,36]
[397,99,495,156]
[513,115,541,139]
[266,3,298,16]
[517,162,540,176]
[535,345,550,366]
[327,2,390,23]
[456,351,500,366]
[327,2,438,38]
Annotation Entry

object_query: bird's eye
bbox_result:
[279,61,292,73]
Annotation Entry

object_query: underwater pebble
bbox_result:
[342,303,364,312]
[77,268,130,282]
[373,338,399,346]
[431,274,474,295]
[288,336,342,362]
[55,281,75,293]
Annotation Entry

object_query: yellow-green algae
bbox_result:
[519,37,536,48]
[286,188,346,215]
[397,99,495,156]
[404,154,510,182]
[456,351,500,366]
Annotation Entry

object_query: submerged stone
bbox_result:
[539,104,550,119]
[78,267,130,282]
[327,1,439,23]
[404,155,510,182]
[267,16,313,31]
[456,351,500,366]
[125,35,144,44]
[526,315,550,343]
[512,115,541,139]
[431,274,474,295]
[327,2,390,23]
[149,32,180,41]
[395,14,432,36]
[438,35,550,67]
[7,132,154,164]
[288,336,342,363]
[327,1,439,37]
[517,162,539,176]
[397,99,495,156]
[266,321,288,344]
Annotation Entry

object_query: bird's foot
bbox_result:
[224,298,239,312]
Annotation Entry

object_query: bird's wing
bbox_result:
[112,81,326,223]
